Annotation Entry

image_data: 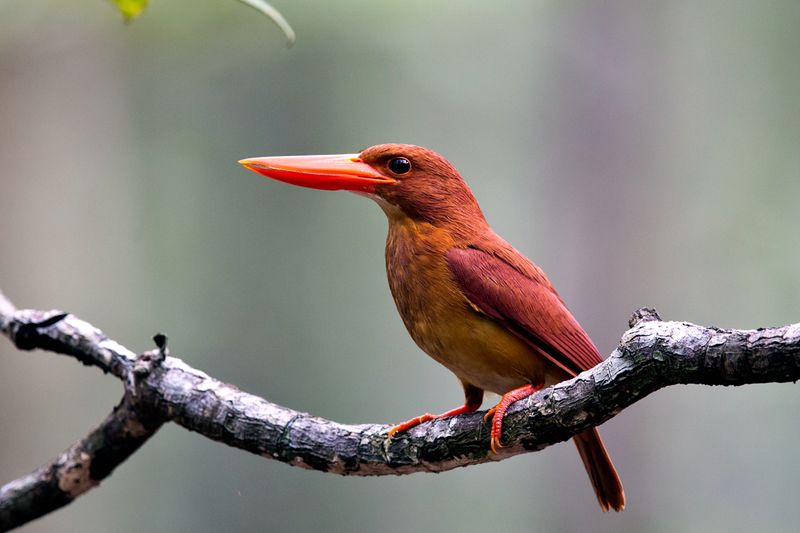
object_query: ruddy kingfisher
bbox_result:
[239,144,625,511]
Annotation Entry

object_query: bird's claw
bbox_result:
[487,410,506,454]
[481,407,506,454]
[489,434,505,454]
[484,384,541,455]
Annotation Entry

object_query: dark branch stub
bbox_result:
[11,312,69,350]
[8,311,69,351]
[152,333,168,356]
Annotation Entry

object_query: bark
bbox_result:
[1,289,799,530]
[0,397,160,531]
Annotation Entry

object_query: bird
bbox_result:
[239,144,625,511]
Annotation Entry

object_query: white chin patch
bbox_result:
[350,192,403,218]
[351,191,378,200]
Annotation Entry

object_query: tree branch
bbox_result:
[1,288,799,529]
[0,396,161,531]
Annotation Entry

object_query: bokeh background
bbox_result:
[2,1,799,532]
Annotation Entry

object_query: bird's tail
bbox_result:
[573,428,625,512]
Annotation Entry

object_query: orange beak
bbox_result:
[239,153,396,193]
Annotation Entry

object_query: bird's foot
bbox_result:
[386,402,481,439]
[387,413,435,438]
[484,384,541,454]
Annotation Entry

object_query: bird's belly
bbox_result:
[408,305,556,395]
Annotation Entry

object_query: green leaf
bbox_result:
[236,0,296,48]
[112,0,148,22]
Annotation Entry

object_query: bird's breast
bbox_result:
[384,217,549,394]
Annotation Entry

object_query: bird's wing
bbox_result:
[446,246,603,377]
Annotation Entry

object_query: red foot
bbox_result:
[486,384,541,453]
[387,402,481,439]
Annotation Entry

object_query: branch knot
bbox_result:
[628,307,662,328]
[126,334,169,396]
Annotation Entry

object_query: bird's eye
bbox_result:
[387,157,411,175]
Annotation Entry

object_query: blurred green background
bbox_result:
[2,1,799,532]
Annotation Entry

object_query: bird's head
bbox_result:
[239,143,485,226]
